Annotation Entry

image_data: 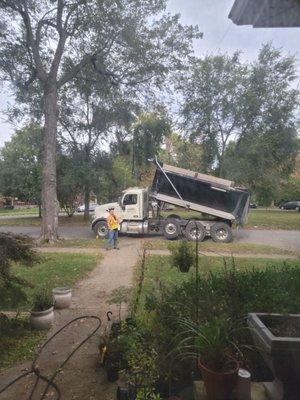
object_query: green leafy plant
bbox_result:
[169,240,195,272]
[32,287,53,312]
[107,286,132,321]
[173,316,243,372]
[0,233,39,309]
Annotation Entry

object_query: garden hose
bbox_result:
[0,315,102,400]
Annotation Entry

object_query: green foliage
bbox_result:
[129,255,300,382]
[159,133,204,172]
[180,52,247,175]
[168,240,195,272]
[174,316,241,372]
[0,123,42,203]
[107,286,132,321]
[224,128,299,205]
[276,177,300,204]
[31,286,53,312]
[180,44,299,197]
[133,112,171,169]
[155,262,300,325]
[56,152,81,217]
[94,153,137,203]
[120,318,161,399]
[0,233,39,309]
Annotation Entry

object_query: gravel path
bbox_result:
[0,237,143,400]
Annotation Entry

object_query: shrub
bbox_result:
[168,240,195,272]
[0,233,39,309]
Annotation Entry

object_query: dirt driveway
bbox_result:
[0,237,144,400]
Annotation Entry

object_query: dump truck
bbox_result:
[91,158,250,243]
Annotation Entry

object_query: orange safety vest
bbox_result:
[107,214,119,230]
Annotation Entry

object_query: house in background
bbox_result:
[229,0,300,28]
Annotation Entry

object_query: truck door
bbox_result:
[122,193,140,220]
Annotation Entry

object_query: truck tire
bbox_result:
[93,220,108,238]
[184,221,205,242]
[163,218,180,240]
[210,222,233,243]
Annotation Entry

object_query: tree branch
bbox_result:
[19,3,47,82]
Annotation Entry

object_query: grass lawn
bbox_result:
[0,207,39,216]
[0,213,93,226]
[136,254,300,312]
[143,239,297,256]
[0,317,45,370]
[246,209,300,230]
[11,252,99,309]
[40,238,104,248]
[0,252,99,369]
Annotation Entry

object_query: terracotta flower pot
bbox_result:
[198,358,239,400]
[53,287,72,309]
[30,307,54,330]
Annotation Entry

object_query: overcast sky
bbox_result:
[0,0,299,147]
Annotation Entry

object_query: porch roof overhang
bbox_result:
[229,0,300,28]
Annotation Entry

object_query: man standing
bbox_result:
[106,207,120,250]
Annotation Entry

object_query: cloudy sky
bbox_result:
[0,0,299,147]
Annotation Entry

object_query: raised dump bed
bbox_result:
[152,163,250,225]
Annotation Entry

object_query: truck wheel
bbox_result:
[184,221,205,242]
[210,222,233,243]
[163,218,180,240]
[93,221,108,238]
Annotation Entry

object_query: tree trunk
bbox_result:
[41,84,59,242]
[83,186,90,221]
[38,202,42,218]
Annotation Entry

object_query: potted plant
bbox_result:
[30,287,54,329]
[104,335,126,382]
[106,286,132,337]
[52,286,72,309]
[169,240,194,273]
[248,312,300,400]
[173,317,240,400]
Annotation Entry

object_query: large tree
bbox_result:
[132,111,172,180]
[179,52,247,176]
[179,44,299,191]
[59,79,139,220]
[223,127,299,205]
[160,132,204,172]
[223,45,299,204]
[0,0,199,242]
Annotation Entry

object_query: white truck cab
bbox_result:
[92,188,149,237]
